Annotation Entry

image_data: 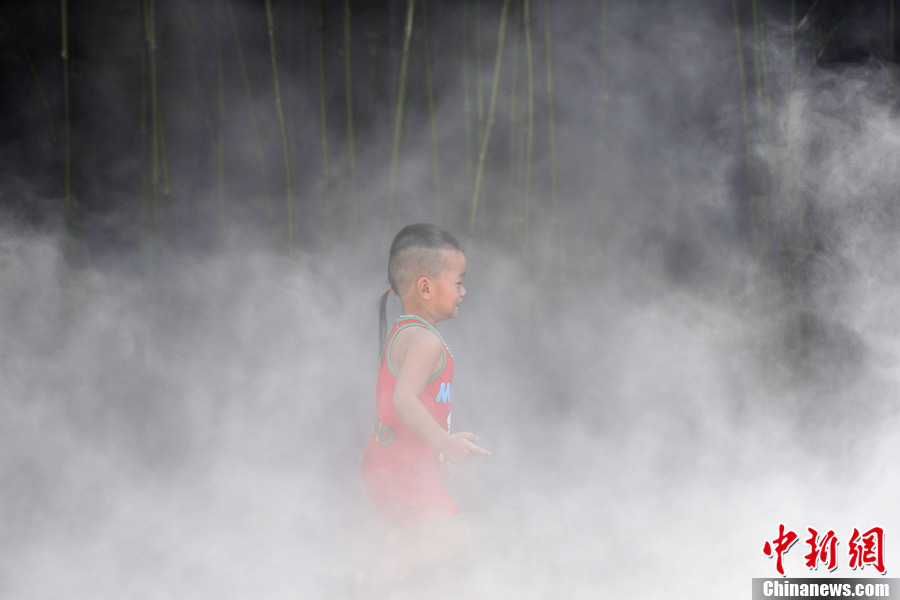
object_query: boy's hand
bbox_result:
[442,432,491,464]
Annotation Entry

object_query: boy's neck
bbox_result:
[399,300,437,326]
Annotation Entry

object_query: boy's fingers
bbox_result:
[466,440,491,457]
[455,431,479,441]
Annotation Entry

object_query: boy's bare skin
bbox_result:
[390,248,490,463]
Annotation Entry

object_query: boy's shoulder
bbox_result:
[394,322,443,350]
[390,323,445,375]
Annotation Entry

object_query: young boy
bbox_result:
[360,224,490,588]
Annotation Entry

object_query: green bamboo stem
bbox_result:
[786,0,810,282]
[462,3,474,198]
[731,0,751,160]
[140,7,149,245]
[751,0,772,130]
[215,0,226,224]
[178,0,215,180]
[751,0,772,253]
[544,0,558,235]
[468,0,511,237]
[9,6,59,150]
[145,0,161,235]
[422,0,442,206]
[315,0,331,233]
[596,0,609,195]
[158,105,171,202]
[507,0,521,185]
[265,0,294,250]
[732,0,763,255]
[316,0,330,180]
[785,0,797,278]
[227,0,271,214]
[475,0,484,140]
[890,0,896,84]
[523,0,535,255]
[61,0,71,206]
[343,0,357,225]
[789,0,796,95]
[388,0,416,218]
[148,0,159,198]
[788,0,798,198]
[150,5,171,223]
[751,0,764,120]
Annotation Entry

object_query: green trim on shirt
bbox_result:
[387,322,447,383]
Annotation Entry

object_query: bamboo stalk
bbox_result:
[422,0,442,207]
[343,0,357,225]
[891,0,896,84]
[140,5,149,246]
[785,0,797,280]
[731,0,751,160]
[227,0,271,214]
[315,0,331,233]
[388,0,416,219]
[508,0,521,188]
[523,0,534,255]
[144,0,161,236]
[788,1,798,205]
[178,0,215,201]
[731,0,753,246]
[215,0,227,226]
[751,0,764,120]
[61,0,71,206]
[9,6,59,150]
[58,0,90,268]
[731,0,752,224]
[475,0,484,140]
[462,3,474,199]
[158,102,171,201]
[751,0,772,130]
[149,4,171,240]
[468,0,511,237]
[786,0,810,285]
[265,0,294,250]
[316,0,330,180]
[596,0,609,194]
[751,0,772,254]
[789,0,796,95]
[544,0,558,237]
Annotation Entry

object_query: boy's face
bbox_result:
[431,249,467,321]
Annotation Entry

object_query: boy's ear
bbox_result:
[416,276,432,299]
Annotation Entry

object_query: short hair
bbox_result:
[387,224,463,294]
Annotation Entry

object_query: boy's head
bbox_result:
[387,224,464,297]
[378,224,464,357]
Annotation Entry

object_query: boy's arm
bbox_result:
[392,328,490,463]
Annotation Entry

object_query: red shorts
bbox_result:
[361,456,461,532]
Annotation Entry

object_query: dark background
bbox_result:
[2,0,896,246]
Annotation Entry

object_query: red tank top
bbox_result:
[364,316,454,477]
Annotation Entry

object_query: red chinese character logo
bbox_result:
[849,527,886,574]
[805,528,839,571]
[764,524,799,576]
